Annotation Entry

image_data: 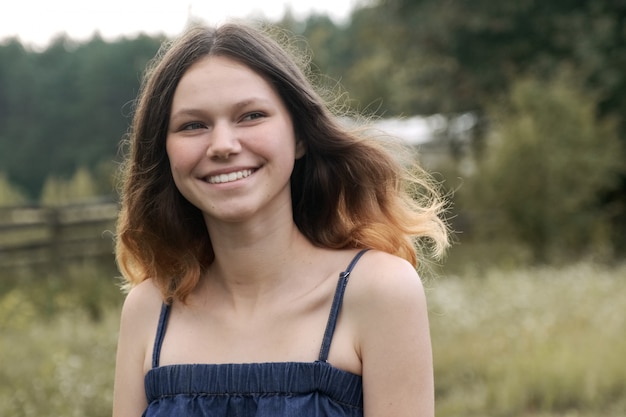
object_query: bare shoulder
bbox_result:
[117,279,164,354]
[113,279,164,416]
[344,250,426,308]
[341,250,431,358]
[343,250,435,416]
[121,279,164,322]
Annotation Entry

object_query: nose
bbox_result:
[206,122,242,160]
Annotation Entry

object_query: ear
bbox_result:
[295,139,306,159]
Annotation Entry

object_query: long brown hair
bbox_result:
[116,23,449,302]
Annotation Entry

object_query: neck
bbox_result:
[202,215,317,300]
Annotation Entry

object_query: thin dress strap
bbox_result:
[318,249,370,362]
[151,250,370,368]
[152,302,171,369]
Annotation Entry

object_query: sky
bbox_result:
[0,0,359,48]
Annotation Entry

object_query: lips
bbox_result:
[205,169,255,184]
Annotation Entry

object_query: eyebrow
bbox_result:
[170,97,273,121]
[232,98,271,110]
[169,108,205,121]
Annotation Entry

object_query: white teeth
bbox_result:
[207,169,253,184]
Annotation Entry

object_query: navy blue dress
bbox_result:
[143,250,369,417]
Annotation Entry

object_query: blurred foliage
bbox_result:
[0,34,163,198]
[40,166,102,206]
[0,299,119,417]
[0,258,123,321]
[459,73,625,262]
[370,0,626,120]
[430,261,626,417]
[0,172,28,206]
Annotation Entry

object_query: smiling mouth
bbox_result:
[206,169,255,184]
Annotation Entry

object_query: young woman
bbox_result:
[112,22,449,417]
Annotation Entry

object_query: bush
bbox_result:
[461,73,625,262]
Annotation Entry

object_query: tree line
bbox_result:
[1,0,625,261]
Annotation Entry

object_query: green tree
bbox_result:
[0,39,38,195]
[39,166,101,206]
[0,34,161,198]
[66,166,100,201]
[39,175,66,207]
[0,173,28,206]
[464,74,624,262]
[375,0,626,118]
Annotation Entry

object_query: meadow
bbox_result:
[429,261,626,417]
[0,258,624,416]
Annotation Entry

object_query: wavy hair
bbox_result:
[116,22,449,302]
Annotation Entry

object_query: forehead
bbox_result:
[180,55,269,89]
[171,55,281,106]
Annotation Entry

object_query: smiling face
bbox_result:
[166,55,304,225]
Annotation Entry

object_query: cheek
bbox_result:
[166,140,198,173]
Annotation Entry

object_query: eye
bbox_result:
[181,122,206,131]
[241,112,265,122]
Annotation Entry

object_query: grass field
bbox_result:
[1,260,624,416]
[429,262,626,417]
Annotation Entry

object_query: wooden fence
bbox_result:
[0,202,118,268]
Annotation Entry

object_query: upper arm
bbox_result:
[112,280,162,417]
[352,253,434,417]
